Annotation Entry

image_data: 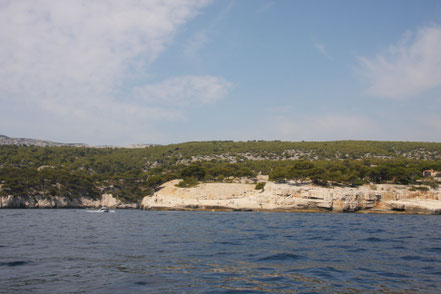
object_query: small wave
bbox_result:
[306,235,335,241]
[321,266,344,273]
[305,266,344,281]
[86,210,115,213]
[401,255,433,263]
[214,251,234,256]
[401,255,422,261]
[361,237,384,242]
[379,272,409,279]
[205,288,265,294]
[396,235,415,240]
[215,241,241,246]
[255,275,286,282]
[0,261,29,267]
[325,244,352,249]
[259,253,305,262]
[348,248,367,253]
[358,267,377,273]
[255,233,269,240]
[428,247,441,253]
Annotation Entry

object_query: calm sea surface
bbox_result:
[1,209,440,293]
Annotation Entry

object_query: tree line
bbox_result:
[1,141,440,202]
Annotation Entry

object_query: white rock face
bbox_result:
[0,194,137,209]
[140,180,441,214]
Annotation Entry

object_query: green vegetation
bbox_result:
[409,186,430,192]
[255,182,266,190]
[0,140,440,202]
[176,177,199,188]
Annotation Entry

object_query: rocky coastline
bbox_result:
[2,180,441,214]
[141,180,441,215]
[0,193,138,209]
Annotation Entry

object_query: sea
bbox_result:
[0,209,440,293]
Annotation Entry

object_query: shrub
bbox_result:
[180,164,205,181]
[409,186,429,192]
[427,180,439,190]
[255,182,266,190]
[176,177,199,188]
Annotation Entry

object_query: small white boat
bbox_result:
[98,206,110,213]
[87,206,115,213]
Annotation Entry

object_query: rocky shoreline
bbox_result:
[140,180,441,215]
[0,193,138,209]
[2,180,441,214]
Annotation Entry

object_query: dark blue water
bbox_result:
[1,210,440,293]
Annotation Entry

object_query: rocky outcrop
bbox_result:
[384,200,441,214]
[0,134,88,147]
[140,180,441,214]
[0,193,138,209]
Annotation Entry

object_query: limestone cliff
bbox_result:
[0,193,138,209]
[141,180,441,214]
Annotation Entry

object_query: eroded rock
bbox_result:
[140,180,441,214]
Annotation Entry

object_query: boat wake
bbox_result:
[86,207,115,213]
[87,210,116,213]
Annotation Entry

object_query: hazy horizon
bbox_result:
[3,133,441,147]
[1,1,441,145]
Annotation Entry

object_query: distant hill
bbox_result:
[0,135,158,148]
[0,135,88,147]
[1,138,441,203]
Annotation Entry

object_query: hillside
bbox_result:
[1,139,441,203]
[0,135,88,148]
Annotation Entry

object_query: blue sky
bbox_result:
[1,0,441,145]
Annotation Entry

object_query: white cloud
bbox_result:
[0,0,235,144]
[133,75,232,105]
[0,0,211,100]
[183,30,211,59]
[312,38,332,60]
[359,25,441,99]
[182,1,233,59]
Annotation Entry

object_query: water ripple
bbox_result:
[0,261,30,267]
[0,210,440,293]
[258,253,306,262]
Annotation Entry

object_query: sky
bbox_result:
[1,0,441,145]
